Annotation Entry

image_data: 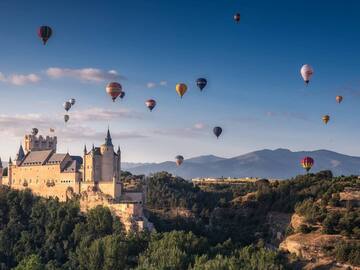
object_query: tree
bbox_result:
[14,254,45,270]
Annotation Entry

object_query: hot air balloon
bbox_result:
[234,13,240,23]
[64,114,70,123]
[119,91,125,99]
[300,64,314,85]
[301,156,314,172]
[175,83,187,98]
[213,126,223,139]
[336,95,343,104]
[145,99,156,111]
[322,115,330,124]
[69,98,76,106]
[175,155,184,166]
[38,26,52,45]
[31,128,39,136]
[196,78,207,91]
[106,82,122,102]
[63,101,72,112]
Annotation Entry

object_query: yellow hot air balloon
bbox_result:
[322,115,330,124]
[176,83,187,98]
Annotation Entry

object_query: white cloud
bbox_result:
[71,107,143,121]
[0,72,41,86]
[194,123,207,130]
[146,80,168,89]
[46,67,122,82]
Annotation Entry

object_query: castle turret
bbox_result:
[100,128,115,182]
[15,144,25,166]
[8,157,12,186]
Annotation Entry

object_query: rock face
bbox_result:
[280,232,343,260]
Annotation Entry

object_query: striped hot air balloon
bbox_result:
[301,156,314,172]
[106,82,122,102]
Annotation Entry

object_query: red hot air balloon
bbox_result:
[145,99,156,111]
[301,156,314,172]
[106,82,122,102]
[38,26,52,45]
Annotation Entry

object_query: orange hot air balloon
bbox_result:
[336,95,343,104]
[322,115,330,124]
[106,82,122,102]
[175,83,187,98]
[301,156,314,172]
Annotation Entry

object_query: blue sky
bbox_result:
[1,0,360,162]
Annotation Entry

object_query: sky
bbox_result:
[1,0,360,162]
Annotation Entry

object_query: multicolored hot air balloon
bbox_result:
[176,83,187,98]
[64,114,70,123]
[69,98,76,106]
[301,156,314,172]
[336,95,343,104]
[106,82,122,102]
[32,128,39,136]
[38,26,52,45]
[234,13,241,23]
[196,78,207,91]
[322,115,330,124]
[63,101,71,112]
[213,126,223,139]
[145,99,156,112]
[175,155,184,166]
[119,91,125,99]
[300,64,314,85]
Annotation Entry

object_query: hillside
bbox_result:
[126,149,360,179]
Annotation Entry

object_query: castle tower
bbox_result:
[100,129,115,182]
[24,134,57,153]
[15,144,25,166]
[8,157,12,186]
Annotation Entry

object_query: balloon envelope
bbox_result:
[196,78,207,91]
[106,82,122,101]
[38,26,52,45]
[32,128,39,136]
[301,156,314,172]
[213,126,223,138]
[69,98,76,106]
[336,95,343,104]
[64,115,70,123]
[176,83,187,98]
[175,155,184,166]
[322,115,330,124]
[63,101,71,112]
[300,64,313,84]
[145,99,156,111]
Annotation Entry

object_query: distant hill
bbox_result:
[125,149,360,179]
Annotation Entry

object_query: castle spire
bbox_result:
[84,144,87,154]
[117,146,121,154]
[8,157,12,165]
[16,144,25,161]
[0,158,2,168]
[105,128,113,147]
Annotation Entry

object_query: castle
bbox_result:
[0,130,152,232]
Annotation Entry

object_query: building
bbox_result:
[0,129,152,232]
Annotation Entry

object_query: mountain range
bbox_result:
[122,149,360,180]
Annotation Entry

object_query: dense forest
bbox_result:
[0,170,359,269]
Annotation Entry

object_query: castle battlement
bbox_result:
[24,134,57,153]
